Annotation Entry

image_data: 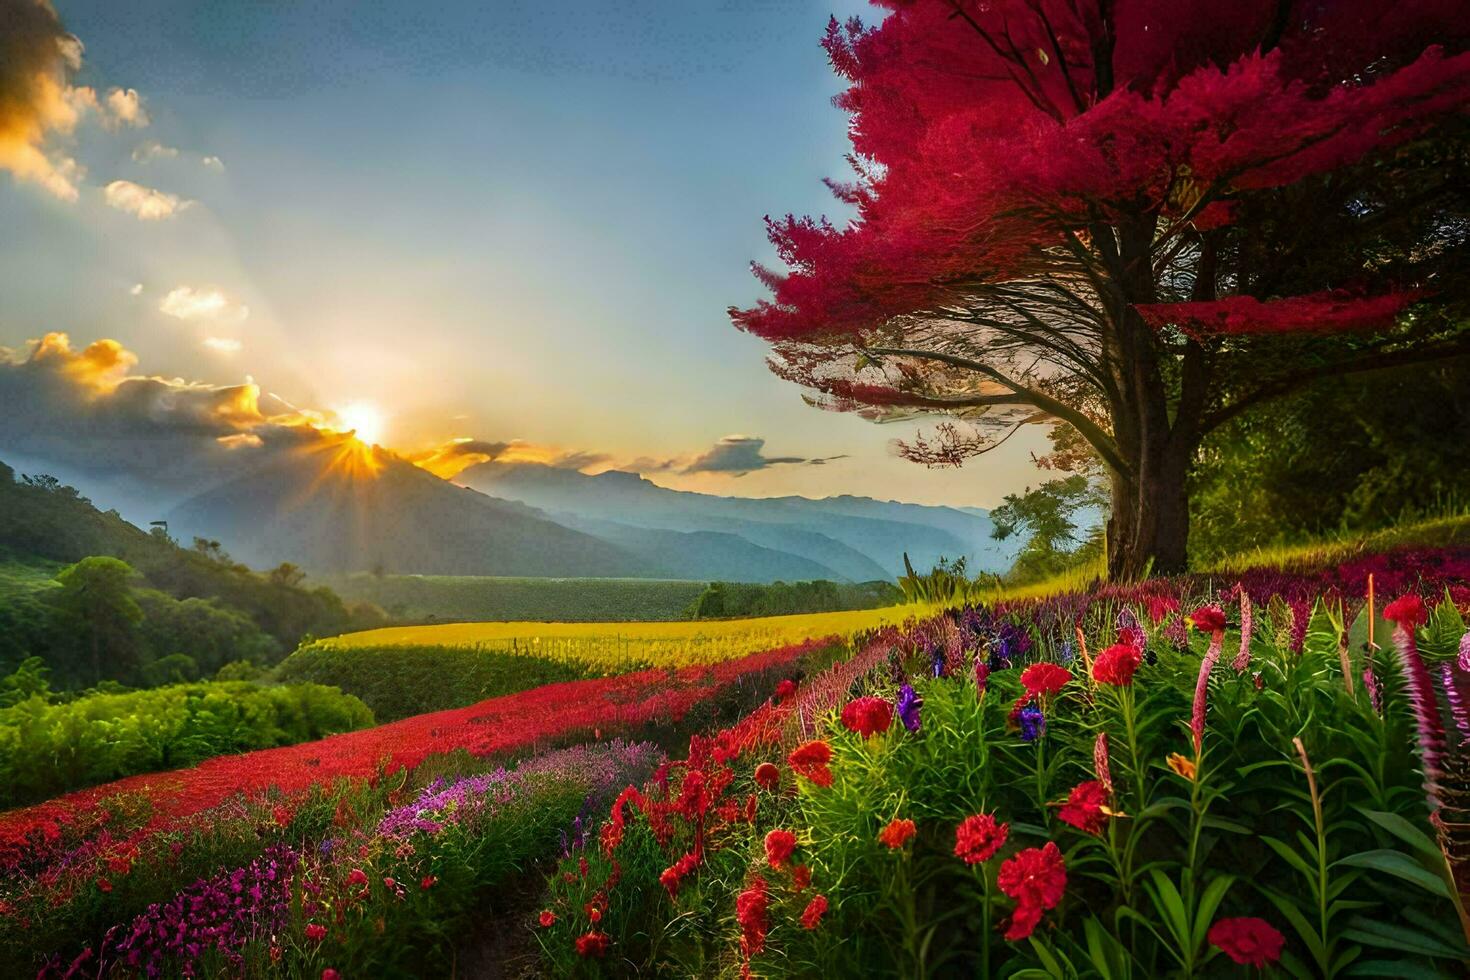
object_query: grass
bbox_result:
[975,512,1470,605]
[319,603,937,672]
[318,573,708,623]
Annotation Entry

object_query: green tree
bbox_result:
[53,557,144,684]
[991,477,1107,584]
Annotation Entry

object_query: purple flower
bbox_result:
[896,684,923,733]
[1018,704,1046,742]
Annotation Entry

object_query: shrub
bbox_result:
[277,642,593,720]
[0,681,374,807]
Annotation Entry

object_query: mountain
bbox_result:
[457,462,1015,578]
[164,441,647,578]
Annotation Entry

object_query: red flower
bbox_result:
[1147,595,1180,624]
[95,877,112,893]
[800,893,829,930]
[840,696,893,738]
[106,855,132,875]
[764,829,798,869]
[1189,605,1227,633]
[1092,643,1143,686]
[305,923,328,942]
[736,877,770,957]
[273,805,291,828]
[954,812,1009,864]
[420,875,437,890]
[791,864,811,891]
[788,740,834,787]
[775,678,798,700]
[1020,663,1073,699]
[878,817,916,849]
[322,970,340,980]
[346,868,368,888]
[575,931,610,958]
[1116,624,1146,650]
[539,910,557,928]
[997,843,1067,941]
[1384,593,1428,631]
[753,762,781,791]
[1057,780,1110,835]
[588,905,602,923]
[1208,917,1286,967]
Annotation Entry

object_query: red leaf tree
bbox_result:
[731,0,1470,577]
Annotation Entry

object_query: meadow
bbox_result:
[318,574,710,624]
[7,543,1470,976]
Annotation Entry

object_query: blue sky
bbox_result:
[0,0,1047,507]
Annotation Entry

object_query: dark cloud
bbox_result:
[0,333,341,510]
[680,435,847,476]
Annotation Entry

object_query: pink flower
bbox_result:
[1208,917,1285,967]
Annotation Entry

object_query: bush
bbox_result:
[0,681,374,807]
[277,642,593,721]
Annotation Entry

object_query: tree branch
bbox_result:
[864,344,1131,475]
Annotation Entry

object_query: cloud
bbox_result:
[680,434,847,475]
[202,337,242,355]
[159,286,248,322]
[128,282,143,295]
[103,179,190,219]
[200,155,224,171]
[132,139,178,162]
[103,87,147,127]
[0,333,346,504]
[0,0,88,200]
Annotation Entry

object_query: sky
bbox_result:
[0,0,1048,509]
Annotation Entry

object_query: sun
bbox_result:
[335,401,385,446]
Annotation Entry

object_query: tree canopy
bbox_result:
[732,0,1470,576]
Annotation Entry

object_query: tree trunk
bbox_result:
[1105,445,1191,580]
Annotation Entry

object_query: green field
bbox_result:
[319,573,709,622]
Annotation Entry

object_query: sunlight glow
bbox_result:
[335,401,385,446]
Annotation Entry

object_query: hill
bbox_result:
[457,461,1016,577]
[0,458,384,680]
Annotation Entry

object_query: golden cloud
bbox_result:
[0,0,87,200]
[104,179,190,220]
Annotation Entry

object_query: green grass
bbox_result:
[977,512,1470,603]
[319,573,708,623]
[1210,511,1470,574]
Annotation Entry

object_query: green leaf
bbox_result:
[1192,874,1236,952]
[1356,808,1446,863]
[1261,835,1317,880]
[1342,916,1468,959]
[1333,849,1452,899]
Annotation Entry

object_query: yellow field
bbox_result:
[321,603,935,672]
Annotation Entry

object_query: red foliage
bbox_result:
[1136,290,1423,337]
[734,3,1469,344]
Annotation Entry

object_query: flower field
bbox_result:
[9,546,1470,976]
[316,604,934,671]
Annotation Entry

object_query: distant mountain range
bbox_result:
[6,443,1016,582]
[455,461,1015,580]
